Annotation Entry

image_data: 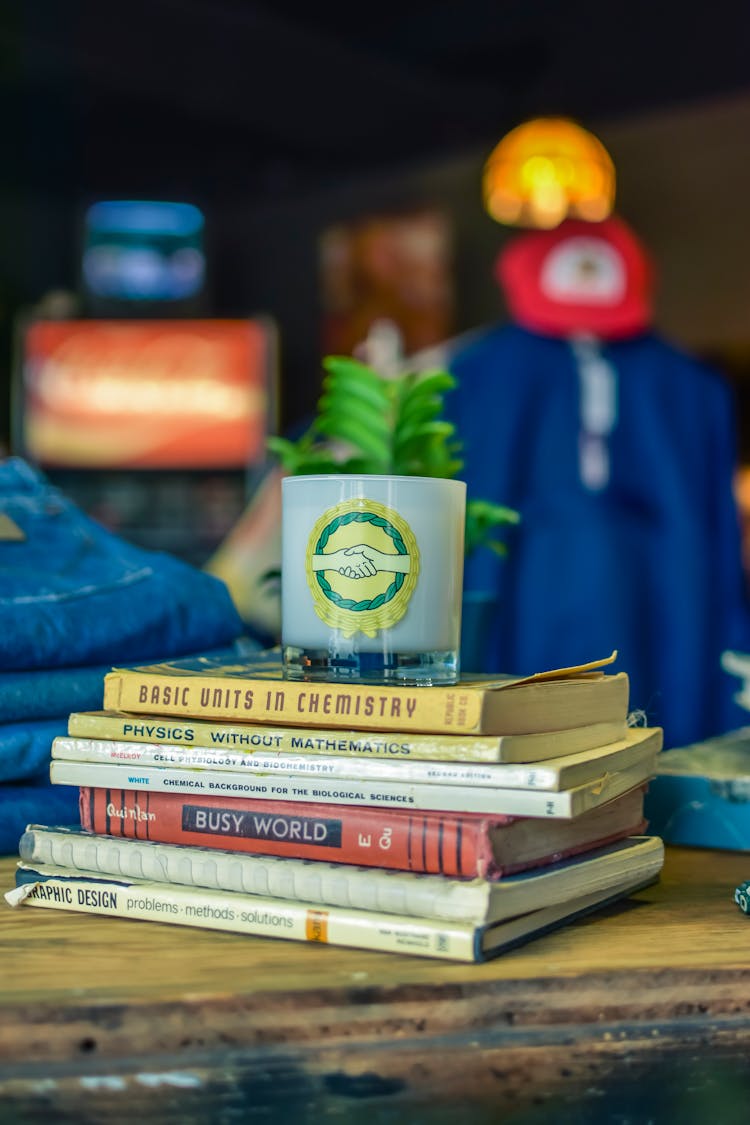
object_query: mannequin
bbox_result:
[447,216,750,747]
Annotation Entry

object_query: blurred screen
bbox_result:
[20,318,275,470]
[319,209,454,359]
[82,200,206,303]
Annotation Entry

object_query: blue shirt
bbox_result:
[448,323,750,747]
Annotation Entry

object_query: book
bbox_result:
[5,862,660,963]
[67,710,630,766]
[51,737,660,816]
[645,727,750,851]
[78,784,648,877]
[51,726,657,792]
[102,650,628,736]
[17,826,665,926]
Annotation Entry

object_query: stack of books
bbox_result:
[5,650,665,962]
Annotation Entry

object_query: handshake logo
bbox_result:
[305,498,420,638]
[311,544,413,579]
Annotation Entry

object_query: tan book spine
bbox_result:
[104,670,485,733]
[69,710,602,765]
[6,874,480,961]
[6,865,659,962]
[102,666,627,737]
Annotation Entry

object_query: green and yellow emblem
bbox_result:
[305,498,420,637]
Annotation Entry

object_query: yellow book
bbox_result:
[102,650,627,737]
[67,710,629,765]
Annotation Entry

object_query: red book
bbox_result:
[79,785,646,879]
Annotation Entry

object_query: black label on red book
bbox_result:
[181,803,343,847]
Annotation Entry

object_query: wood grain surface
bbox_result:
[2,845,750,1123]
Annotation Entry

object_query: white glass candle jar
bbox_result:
[281,475,466,683]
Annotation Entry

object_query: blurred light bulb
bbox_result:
[483,118,616,230]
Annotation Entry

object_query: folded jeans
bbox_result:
[0,718,68,783]
[0,776,79,855]
[0,458,244,671]
[0,636,260,724]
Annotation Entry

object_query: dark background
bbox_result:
[3,0,750,442]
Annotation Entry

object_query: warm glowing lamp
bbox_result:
[482,118,616,230]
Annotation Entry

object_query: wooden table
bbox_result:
[2,846,750,1124]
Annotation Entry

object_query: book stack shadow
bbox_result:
[5,650,665,962]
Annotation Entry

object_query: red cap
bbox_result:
[496,216,654,339]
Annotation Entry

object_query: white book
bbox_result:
[50,737,661,818]
[18,825,664,925]
[51,726,659,792]
[6,861,661,963]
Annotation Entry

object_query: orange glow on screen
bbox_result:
[23,319,273,469]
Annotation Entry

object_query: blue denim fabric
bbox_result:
[0,664,130,723]
[0,638,262,784]
[0,458,244,671]
[0,636,261,724]
[0,718,68,783]
[0,777,79,855]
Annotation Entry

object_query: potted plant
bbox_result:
[268,355,519,676]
